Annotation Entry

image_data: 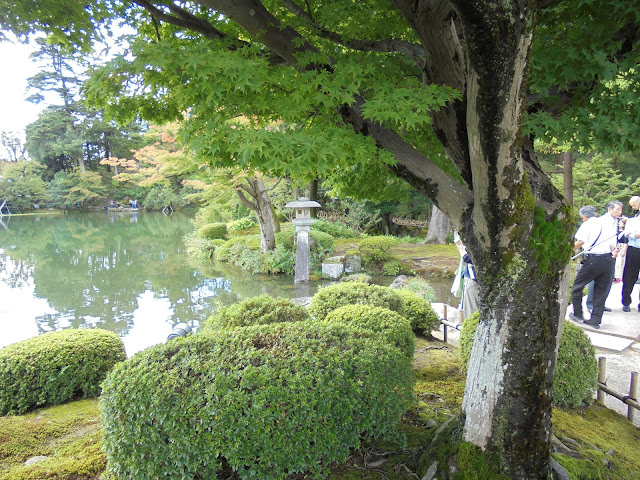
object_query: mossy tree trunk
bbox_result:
[383,3,574,477]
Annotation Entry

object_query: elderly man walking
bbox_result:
[621,196,640,312]
[570,201,623,329]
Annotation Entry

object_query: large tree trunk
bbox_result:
[385,3,573,477]
[423,205,449,244]
[235,177,278,252]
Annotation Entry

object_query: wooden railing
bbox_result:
[597,357,639,422]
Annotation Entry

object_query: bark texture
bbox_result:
[235,177,278,252]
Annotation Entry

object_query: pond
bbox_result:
[0,211,454,356]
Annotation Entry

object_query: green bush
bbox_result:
[227,217,256,232]
[260,246,295,275]
[308,282,403,321]
[198,222,228,240]
[405,277,438,302]
[358,236,399,268]
[276,227,334,253]
[395,289,441,335]
[312,219,358,239]
[323,305,414,358]
[382,260,404,276]
[459,315,598,408]
[100,322,414,480]
[0,329,126,415]
[215,237,251,263]
[275,228,334,272]
[203,294,308,331]
[554,322,598,408]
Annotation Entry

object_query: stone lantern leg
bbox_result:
[284,197,321,283]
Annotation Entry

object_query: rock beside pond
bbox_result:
[389,275,409,289]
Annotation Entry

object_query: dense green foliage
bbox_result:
[460,317,597,408]
[554,322,598,408]
[198,222,228,240]
[227,217,257,232]
[311,219,359,239]
[203,294,308,331]
[395,289,440,335]
[0,329,126,415]
[100,322,414,480]
[308,282,403,321]
[323,305,414,358]
[358,236,400,269]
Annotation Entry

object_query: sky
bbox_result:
[0,39,47,137]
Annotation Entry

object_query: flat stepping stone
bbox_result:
[581,330,634,352]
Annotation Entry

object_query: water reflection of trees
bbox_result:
[0,212,237,336]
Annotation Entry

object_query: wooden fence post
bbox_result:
[443,304,448,343]
[597,357,606,404]
[629,371,638,423]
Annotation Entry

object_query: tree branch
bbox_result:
[131,0,229,41]
[280,0,425,67]
[235,185,258,211]
[262,177,283,192]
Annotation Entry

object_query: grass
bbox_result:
[1,337,638,479]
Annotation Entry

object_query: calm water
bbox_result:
[0,211,325,356]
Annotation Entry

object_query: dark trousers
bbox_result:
[572,254,615,324]
[621,246,640,307]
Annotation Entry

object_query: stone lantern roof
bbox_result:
[284,197,321,209]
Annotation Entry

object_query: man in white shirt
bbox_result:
[570,201,623,328]
[621,196,640,312]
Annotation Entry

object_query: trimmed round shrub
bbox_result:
[395,289,441,335]
[459,315,598,408]
[100,322,414,480]
[554,322,598,407]
[0,329,126,415]
[358,235,399,267]
[198,222,228,240]
[308,282,403,321]
[203,294,308,331]
[323,305,414,358]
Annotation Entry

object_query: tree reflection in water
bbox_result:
[0,211,317,355]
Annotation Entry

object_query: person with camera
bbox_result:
[569,201,623,329]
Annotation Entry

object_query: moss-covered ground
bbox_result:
[1,336,638,479]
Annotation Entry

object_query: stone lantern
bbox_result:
[285,197,321,283]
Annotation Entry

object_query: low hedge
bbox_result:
[459,315,597,408]
[100,322,414,480]
[395,289,441,335]
[323,305,414,358]
[308,282,403,321]
[198,222,228,240]
[203,294,309,331]
[0,329,126,416]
